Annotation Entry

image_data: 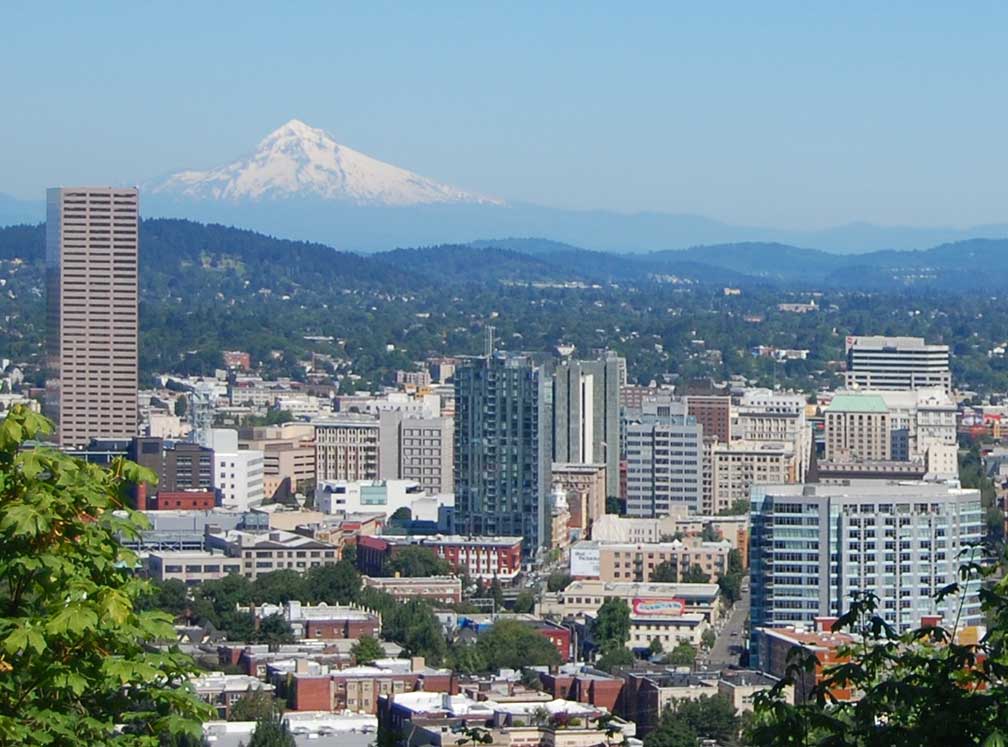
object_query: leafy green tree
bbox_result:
[701,628,717,650]
[546,571,572,592]
[681,564,710,583]
[593,598,631,649]
[649,696,738,746]
[718,572,742,604]
[701,525,721,542]
[254,613,295,649]
[228,687,279,722]
[649,638,664,656]
[664,641,697,667]
[379,597,448,665]
[386,546,453,577]
[174,397,188,417]
[137,578,191,619]
[350,634,384,664]
[748,552,1008,746]
[0,406,212,745]
[454,725,493,747]
[193,573,253,627]
[247,711,296,747]
[651,561,678,583]
[512,589,536,613]
[388,506,412,524]
[250,570,308,604]
[305,560,360,604]
[718,499,750,516]
[448,642,487,675]
[219,609,257,642]
[595,644,636,673]
[727,548,744,575]
[642,716,697,747]
[476,619,561,670]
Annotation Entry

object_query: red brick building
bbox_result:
[539,668,624,712]
[357,535,523,581]
[685,395,732,443]
[280,662,456,713]
[149,490,216,511]
[529,620,572,663]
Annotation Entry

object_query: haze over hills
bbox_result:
[3,119,1008,253]
[0,218,1004,293]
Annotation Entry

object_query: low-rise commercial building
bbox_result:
[282,657,455,714]
[619,670,719,735]
[569,539,731,583]
[717,670,791,713]
[362,576,462,605]
[150,490,216,511]
[542,580,723,624]
[247,601,381,640]
[206,529,340,579]
[190,672,274,719]
[315,480,451,523]
[146,550,241,585]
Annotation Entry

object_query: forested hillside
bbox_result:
[3,219,1008,394]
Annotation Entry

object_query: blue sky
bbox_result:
[2,2,1005,228]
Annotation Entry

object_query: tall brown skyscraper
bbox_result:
[46,187,139,448]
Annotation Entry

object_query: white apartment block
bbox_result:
[314,415,381,482]
[751,481,984,633]
[315,479,451,522]
[210,429,264,510]
[845,335,952,392]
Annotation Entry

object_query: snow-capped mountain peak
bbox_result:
[147,119,503,206]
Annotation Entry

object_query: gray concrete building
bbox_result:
[625,398,704,516]
[378,410,453,495]
[553,353,624,501]
[454,353,553,555]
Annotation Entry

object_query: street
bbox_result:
[706,579,750,669]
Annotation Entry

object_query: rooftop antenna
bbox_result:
[484,325,496,357]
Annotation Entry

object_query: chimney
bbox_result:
[411,656,426,672]
[296,658,309,674]
[814,616,838,633]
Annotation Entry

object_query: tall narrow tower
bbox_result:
[46,187,139,448]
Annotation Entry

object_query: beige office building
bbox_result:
[314,415,380,482]
[824,394,891,462]
[46,187,139,448]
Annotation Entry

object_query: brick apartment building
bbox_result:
[357,535,523,581]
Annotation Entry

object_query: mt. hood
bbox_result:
[147,119,503,207]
